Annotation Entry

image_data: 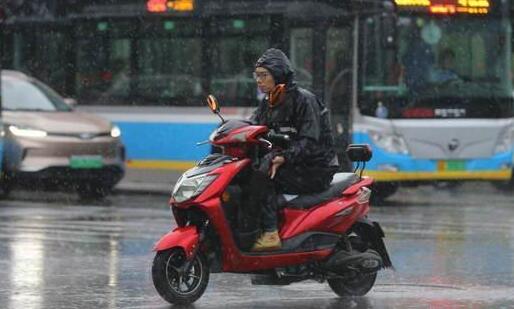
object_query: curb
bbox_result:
[113,182,173,196]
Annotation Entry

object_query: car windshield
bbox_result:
[1,75,71,112]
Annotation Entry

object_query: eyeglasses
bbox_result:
[253,71,270,81]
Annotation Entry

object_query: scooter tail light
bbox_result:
[169,197,176,205]
[357,187,372,204]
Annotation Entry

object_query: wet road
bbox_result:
[1,184,514,308]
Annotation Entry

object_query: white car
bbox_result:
[1,70,125,199]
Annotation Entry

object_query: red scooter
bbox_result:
[152,95,392,305]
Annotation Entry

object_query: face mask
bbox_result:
[268,84,286,107]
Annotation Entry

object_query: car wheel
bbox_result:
[77,183,112,199]
[0,171,13,199]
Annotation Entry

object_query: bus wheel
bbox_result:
[371,182,399,204]
[491,179,514,192]
[433,181,462,189]
[0,171,13,199]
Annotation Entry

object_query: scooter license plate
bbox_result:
[437,160,466,171]
[70,155,104,169]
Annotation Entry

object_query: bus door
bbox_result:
[0,18,3,188]
[288,21,354,170]
[324,24,354,171]
[75,20,135,105]
[207,17,271,107]
[8,24,68,95]
[288,26,314,92]
[136,19,203,106]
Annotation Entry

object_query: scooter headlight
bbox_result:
[172,173,218,203]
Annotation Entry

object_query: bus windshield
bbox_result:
[360,15,513,119]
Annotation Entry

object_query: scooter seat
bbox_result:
[278,173,359,210]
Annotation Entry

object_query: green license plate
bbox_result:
[438,160,466,171]
[70,156,104,169]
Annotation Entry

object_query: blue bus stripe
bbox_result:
[353,132,513,172]
[117,122,217,161]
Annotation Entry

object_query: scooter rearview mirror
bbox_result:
[206,94,225,123]
[206,95,220,114]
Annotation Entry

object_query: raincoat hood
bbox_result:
[255,48,295,86]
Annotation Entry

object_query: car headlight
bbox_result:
[494,127,514,154]
[172,173,218,203]
[368,130,409,155]
[110,125,121,138]
[8,125,47,138]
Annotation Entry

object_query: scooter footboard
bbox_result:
[153,226,199,259]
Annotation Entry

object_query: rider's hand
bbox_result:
[269,156,285,179]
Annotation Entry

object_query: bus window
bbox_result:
[210,37,267,107]
[11,29,67,95]
[209,18,269,107]
[290,28,313,90]
[325,26,353,172]
[75,21,137,105]
[76,35,111,103]
[137,36,202,105]
[325,27,352,114]
[361,15,512,119]
[133,20,202,106]
[106,39,131,100]
[362,16,401,89]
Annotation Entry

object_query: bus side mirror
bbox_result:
[381,12,397,49]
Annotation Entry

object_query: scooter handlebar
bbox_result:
[258,138,273,149]
[266,132,290,142]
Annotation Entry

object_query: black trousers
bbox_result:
[247,161,335,232]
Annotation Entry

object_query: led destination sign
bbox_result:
[147,0,194,13]
[394,0,490,14]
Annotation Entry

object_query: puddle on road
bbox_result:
[277,280,514,302]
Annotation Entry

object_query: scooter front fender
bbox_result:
[153,226,199,259]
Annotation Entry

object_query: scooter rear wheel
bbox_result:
[152,248,210,305]
[327,272,377,297]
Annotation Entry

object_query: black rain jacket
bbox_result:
[250,49,338,169]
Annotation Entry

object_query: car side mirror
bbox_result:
[346,144,372,162]
[63,98,77,108]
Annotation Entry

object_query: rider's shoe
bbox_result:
[251,230,282,252]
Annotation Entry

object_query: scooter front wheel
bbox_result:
[152,248,210,305]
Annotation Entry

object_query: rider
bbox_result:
[248,48,339,251]
[430,48,460,84]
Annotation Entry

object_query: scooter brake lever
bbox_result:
[196,140,210,146]
[258,138,273,149]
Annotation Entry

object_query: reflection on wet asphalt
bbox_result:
[1,184,514,308]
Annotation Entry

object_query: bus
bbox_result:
[0,7,5,196]
[1,0,356,170]
[2,0,513,199]
[353,0,514,199]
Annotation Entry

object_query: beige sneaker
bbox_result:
[251,230,282,252]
